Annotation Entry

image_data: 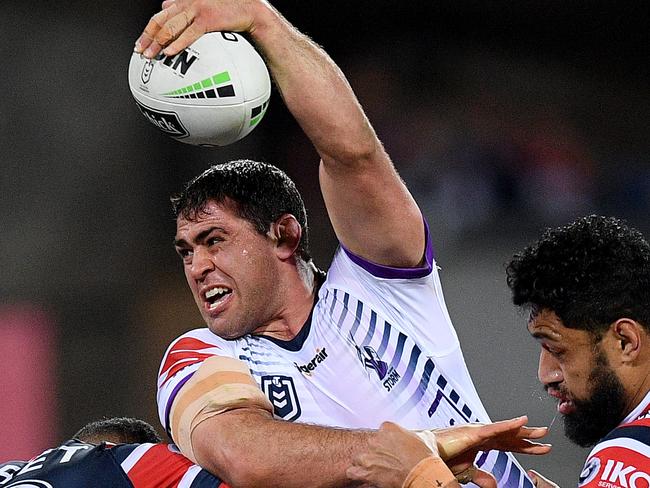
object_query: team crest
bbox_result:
[356,345,401,392]
[261,375,302,421]
[357,345,389,380]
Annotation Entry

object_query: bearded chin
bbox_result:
[563,356,627,448]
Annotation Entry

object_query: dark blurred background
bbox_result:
[1,0,648,484]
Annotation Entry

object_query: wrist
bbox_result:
[403,456,456,488]
[248,0,284,45]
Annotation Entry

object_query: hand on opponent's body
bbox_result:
[348,417,551,488]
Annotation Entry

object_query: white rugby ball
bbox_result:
[128,32,271,146]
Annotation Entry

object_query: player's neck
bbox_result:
[253,260,318,341]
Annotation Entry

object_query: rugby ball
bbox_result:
[128,32,271,146]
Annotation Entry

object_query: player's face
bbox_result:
[529,309,627,447]
[174,200,281,339]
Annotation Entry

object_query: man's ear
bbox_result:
[611,318,644,363]
[270,214,302,260]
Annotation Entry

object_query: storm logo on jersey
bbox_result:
[356,345,401,392]
[357,345,388,379]
[261,375,302,421]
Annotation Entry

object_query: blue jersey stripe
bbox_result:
[376,320,393,357]
[238,356,287,366]
[492,451,509,481]
[350,299,364,337]
[505,464,522,488]
[336,292,350,330]
[388,343,422,398]
[361,310,377,346]
[395,358,435,417]
[388,332,407,370]
[328,289,337,315]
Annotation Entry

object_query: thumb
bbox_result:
[528,469,559,488]
[472,469,497,488]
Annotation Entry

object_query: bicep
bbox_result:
[319,155,425,268]
[192,408,274,482]
[168,355,273,463]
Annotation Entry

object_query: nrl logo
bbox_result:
[261,375,302,421]
[141,59,154,84]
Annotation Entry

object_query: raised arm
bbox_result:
[136,0,425,267]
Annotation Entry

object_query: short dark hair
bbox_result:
[171,160,311,261]
[73,417,162,444]
[506,215,650,335]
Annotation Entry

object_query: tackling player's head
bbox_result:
[73,417,162,445]
[506,215,650,446]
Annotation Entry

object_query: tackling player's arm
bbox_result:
[136,0,424,268]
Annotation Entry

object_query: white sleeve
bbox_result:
[324,218,460,357]
[156,328,236,435]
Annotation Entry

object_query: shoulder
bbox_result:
[113,443,225,487]
[158,328,237,383]
[578,421,650,488]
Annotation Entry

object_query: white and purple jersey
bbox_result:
[158,223,533,488]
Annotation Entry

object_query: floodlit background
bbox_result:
[1,1,648,484]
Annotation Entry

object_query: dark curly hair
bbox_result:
[171,160,311,261]
[506,215,650,336]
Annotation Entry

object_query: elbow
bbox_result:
[196,441,262,487]
[321,137,387,172]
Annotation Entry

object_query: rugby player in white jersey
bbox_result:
[135,1,549,486]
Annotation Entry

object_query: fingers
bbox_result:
[528,469,542,487]
[136,2,198,58]
[516,426,550,440]
[156,10,196,56]
[483,416,529,437]
[472,469,497,488]
[527,469,560,488]
[135,4,179,54]
[515,440,553,455]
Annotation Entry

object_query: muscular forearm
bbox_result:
[193,408,374,488]
[136,0,424,263]
[249,2,382,166]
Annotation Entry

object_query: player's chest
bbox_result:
[237,321,434,427]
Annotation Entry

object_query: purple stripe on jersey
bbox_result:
[341,218,433,279]
[164,373,194,437]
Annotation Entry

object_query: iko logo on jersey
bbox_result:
[261,375,302,421]
[356,345,401,392]
[294,348,328,376]
[579,457,650,488]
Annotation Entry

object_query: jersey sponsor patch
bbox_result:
[579,440,650,488]
[261,375,301,421]
[294,348,328,376]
